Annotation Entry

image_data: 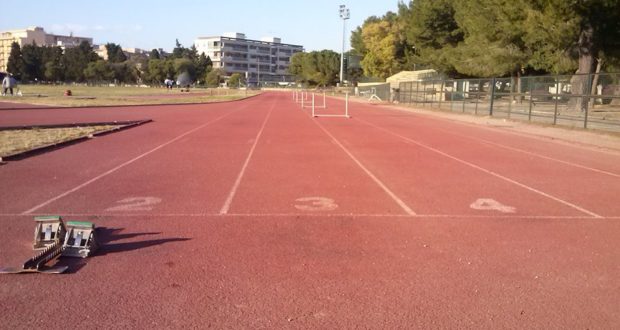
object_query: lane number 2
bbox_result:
[294,197,338,212]
[470,198,516,213]
[106,197,162,212]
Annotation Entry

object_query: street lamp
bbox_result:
[339,4,350,85]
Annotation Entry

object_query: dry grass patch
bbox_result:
[2,85,258,107]
[0,125,118,158]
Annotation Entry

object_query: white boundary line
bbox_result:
[219,103,274,214]
[384,105,620,156]
[433,127,620,178]
[310,117,416,216]
[1,212,616,219]
[21,108,245,215]
[356,117,604,219]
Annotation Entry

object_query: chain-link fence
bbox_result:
[398,73,620,132]
[357,83,391,101]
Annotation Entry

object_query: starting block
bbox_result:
[62,221,98,258]
[0,217,99,274]
[33,216,66,249]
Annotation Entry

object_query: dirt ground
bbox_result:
[358,98,620,155]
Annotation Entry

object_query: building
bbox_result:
[195,32,303,85]
[95,45,149,61]
[386,69,439,89]
[0,26,92,73]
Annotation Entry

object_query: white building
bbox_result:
[0,26,92,72]
[195,32,303,85]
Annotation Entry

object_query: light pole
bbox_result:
[339,4,350,85]
[257,57,260,88]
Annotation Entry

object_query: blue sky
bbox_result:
[1,0,400,52]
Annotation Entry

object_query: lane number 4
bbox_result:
[294,197,339,212]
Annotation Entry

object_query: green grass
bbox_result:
[0,125,119,158]
[2,85,258,107]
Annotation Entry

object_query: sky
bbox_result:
[0,0,400,52]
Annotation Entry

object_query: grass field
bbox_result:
[1,85,257,107]
[0,125,119,158]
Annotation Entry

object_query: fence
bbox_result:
[398,73,620,132]
[357,83,391,101]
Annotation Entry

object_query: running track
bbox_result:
[1,92,619,328]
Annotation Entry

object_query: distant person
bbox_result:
[164,78,173,90]
[2,74,17,95]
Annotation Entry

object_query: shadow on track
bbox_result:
[56,227,190,274]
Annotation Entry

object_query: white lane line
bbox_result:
[219,105,274,215]
[384,105,620,156]
[356,117,604,219]
[434,127,620,178]
[21,109,243,215]
[2,212,614,219]
[311,119,417,216]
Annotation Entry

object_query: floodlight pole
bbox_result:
[257,57,260,88]
[339,5,350,85]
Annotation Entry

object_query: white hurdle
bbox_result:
[312,92,350,118]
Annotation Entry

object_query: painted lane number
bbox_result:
[106,197,162,212]
[294,197,338,212]
[470,198,516,213]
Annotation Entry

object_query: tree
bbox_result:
[228,73,242,88]
[288,52,305,82]
[84,60,113,83]
[63,41,99,82]
[149,49,161,59]
[402,0,464,75]
[522,0,620,111]
[449,0,530,78]
[6,42,23,79]
[350,16,382,56]
[172,39,185,59]
[105,43,127,63]
[206,68,225,87]
[111,63,138,83]
[195,53,212,84]
[20,43,42,81]
[43,46,64,82]
[288,50,340,86]
[352,8,415,79]
[174,58,196,81]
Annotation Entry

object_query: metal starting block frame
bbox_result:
[63,221,98,258]
[33,216,66,249]
[1,217,98,274]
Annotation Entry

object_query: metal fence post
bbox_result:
[474,79,480,115]
[416,81,420,106]
[489,78,496,116]
[508,77,513,119]
[528,78,533,121]
[553,78,560,125]
[584,72,591,128]
[408,82,412,105]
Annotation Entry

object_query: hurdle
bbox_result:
[301,91,326,109]
[312,92,350,118]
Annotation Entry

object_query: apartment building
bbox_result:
[0,26,92,73]
[195,32,303,84]
[95,45,149,60]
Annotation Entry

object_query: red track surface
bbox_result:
[1,92,619,328]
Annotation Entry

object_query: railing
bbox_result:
[398,73,620,132]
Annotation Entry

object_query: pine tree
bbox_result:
[6,42,23,79]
